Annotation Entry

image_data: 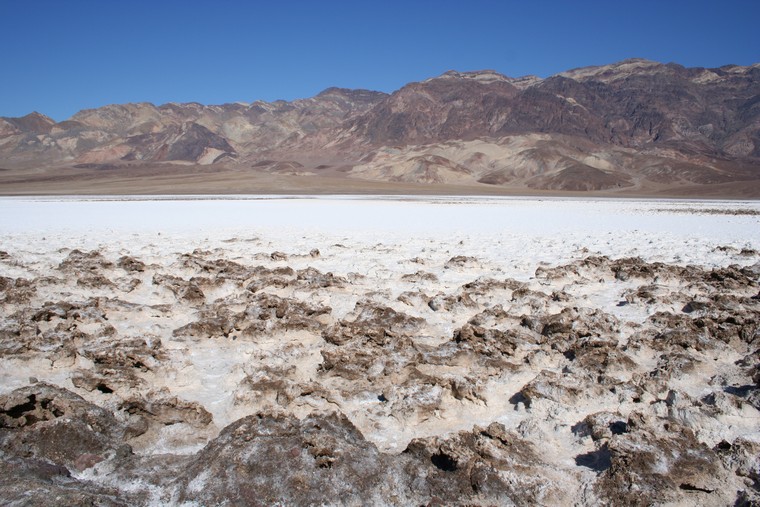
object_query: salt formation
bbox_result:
[0,197,758,505]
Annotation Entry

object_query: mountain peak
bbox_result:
[558,58,663,81]
[24,111,55,122]
[429,69,510,84]
[316,87,355,96]
[0,110,56,134]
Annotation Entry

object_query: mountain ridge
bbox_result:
[1,59,758,196]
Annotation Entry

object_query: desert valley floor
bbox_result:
[0,196,759,506]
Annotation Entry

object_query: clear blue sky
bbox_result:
[1,0,758,121]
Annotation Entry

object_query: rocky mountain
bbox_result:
[0,88,387,168]
[1,59,758,195]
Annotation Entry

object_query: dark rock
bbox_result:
[270,251,288,261]
[117,255,146,272]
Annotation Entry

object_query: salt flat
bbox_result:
[0,196,758,505]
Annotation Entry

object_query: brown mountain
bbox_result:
[1,59,758,196]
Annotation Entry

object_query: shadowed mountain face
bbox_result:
[344,60,760,156]
[1,59,759,194]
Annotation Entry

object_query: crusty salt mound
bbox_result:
[0,200,759,505]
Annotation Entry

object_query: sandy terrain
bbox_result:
[0,196,759,505]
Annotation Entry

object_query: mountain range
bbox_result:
[1,58,759,196]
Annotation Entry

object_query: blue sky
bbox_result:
[1,0,758,121]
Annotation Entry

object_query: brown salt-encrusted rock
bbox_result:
[58,249,113,272]
[71,370,117,394]
[565,337,637,375]
[646,352,699,383]
[644,308,759,352]
[270,251,288,261]
[400,270,439,283]
[296,266,347,288]
[120,395,213,427]
[0,276,35,304]
[516,370,601,407]
[0,384,184,505]
[319,347,381,380]
[404,421,574,505]
[30,298,108,323]
[536,255,760,294]
[539,307,620,341]
[70,336,164,390]
[187,275,225,289]
[172,411,571,506]
[747,351,760,386]
[623,283,677,306]
[80,336,163,371]
[319,335,421,381]
[428,291,479,312]
[574,411,630,441]
[0,458,127,507]
[237,364,298,406]
[172,308,236,338]
[451,323,520,357]
[0,384,129,470]
[532,255,671,282]
[173,291,330,338]
[237,292,332,334]
[396,289,431,307]
[2,299,120,360]
[152,274,205,303]
[117,255,146,273]
[461,277,526,296]
[0,320,38,356]
[77,274,115,288]
[117,277,141,292]
[446,375,486,403]
[180,254,252,280]
[237,365,334,408]
[466,306,510,327]
[511,287,554,315]
[705,264,759,291]
[609,257,690,281]
[444,255,478,269]
[595,414,738,506]
[322,300,423,346]
[714,438,760,495]
[172,412,403,506]
[378,370,447,416]
[244,265,297,292]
